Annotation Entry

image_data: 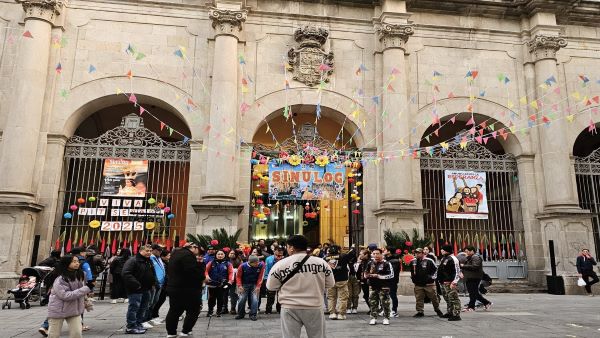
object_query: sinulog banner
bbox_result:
[444,170,489,219]
[268,163,345,200]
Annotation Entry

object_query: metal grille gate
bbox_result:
[420,142,527,279]
[56,114,190,253]
[574,148,600,256]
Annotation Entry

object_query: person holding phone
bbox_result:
[576,248,599,296]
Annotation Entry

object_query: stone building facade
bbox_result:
[1,0,600,294]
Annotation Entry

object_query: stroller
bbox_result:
[2,266,53,310]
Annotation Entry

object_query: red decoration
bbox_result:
[404,249,409,254]
[157,202,165,209]
[395,249,401,255]
[252,175,259,180]
[352,209,360,214]
[256,199,264,205]
[66,238,72,253]
[77,197,86,204]
[111,238,117,255]
[305,212,310,218]
[405,241,413,247]
[223,247,231,253]
[122,238,128,249]
[403,254,415,265]
[100,237,106,253]
[133,238,139,254]
[252,210,260,217]
[210,239,219,246]
[348,178,355,183]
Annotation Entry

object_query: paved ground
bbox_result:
[1,293,600,338]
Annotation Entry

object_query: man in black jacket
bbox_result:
[576,248,599,296]
[384,246,401,317]
[165,243,205,337]
[410,248,443,318]
[461,246,492,311]
[324,245,355,320]
[122,244,156,334]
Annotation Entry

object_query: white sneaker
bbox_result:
[337,314,346,320]
[179,332,192,337]
[118,298,125,303]
[391,311,398,318]
[379,310,384,316]
[150,318,164,325]
[166,335,177,338]
[110,300,117,304]
[141,322,153,329]
[346,309,352,314]
[124,298,128,303]
[352,308,357,314]
[329,313,337,319]
[369,318,376,325]
[383,318,390,325]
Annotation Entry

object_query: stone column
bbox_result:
[0,0,64,288]
[191,6,246,236]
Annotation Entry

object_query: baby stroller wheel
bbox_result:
[19,302,26,310]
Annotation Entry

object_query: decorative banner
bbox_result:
[101,159,148,197]
[268,163,345,200]
[444,170,488,219]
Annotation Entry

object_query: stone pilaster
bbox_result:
[0,0,64,288]
[192,6,246,236]
[376,23,414,51]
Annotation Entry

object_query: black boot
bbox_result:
[442,312,451,318]
[206,308,213,317]
[413,312,424,318]
[435,309,444,318]
[448,315,462,321]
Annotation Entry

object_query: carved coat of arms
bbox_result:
[287,26,334,87]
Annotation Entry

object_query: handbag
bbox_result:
[577,277,587,287]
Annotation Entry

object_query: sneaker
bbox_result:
[206,312,213,317]
[461,308,474,312]
[166,335,178,338]
[346,309,352,314]
[588,293,595,297]
[351,309,358,314]
[391,311,398,318]
[124,298,129,303]
[435,309,444,318]
[442,313,451,318]
[179,332,192,337]
[413,312,424,318]
[369,318,376,325]
[215,313,221,318]
[119,298,125,303]
[38,328,48,337]
[382,318,390,325]
[448,316,462,321]
[110,299,117,304]
[221,309,229,314]
[230,310,237,315]
[150,318,163,325]
[141,322,153,329]
[337,314,346,320]
[250,316,257,321]
[235,315,244,320]
[329,313,337,319]
[484,302,493,311]
[125,328,146,334]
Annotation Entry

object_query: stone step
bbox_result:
[488,280,547,293]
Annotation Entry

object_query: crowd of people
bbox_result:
[33,235,512,337]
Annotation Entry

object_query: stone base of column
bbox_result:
[191,200,245,239]
[373,205,427,246]
[0,199,44,298]
[0,272,20,299]
[560,274,600,295]
[536,209,594,291]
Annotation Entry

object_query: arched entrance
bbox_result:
[54,102,191,254]
[419,113,527,280]
[573,125,600,256]
[249,105,363,247]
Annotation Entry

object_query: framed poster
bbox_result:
[100,159,148,197]
[444,170,488,219]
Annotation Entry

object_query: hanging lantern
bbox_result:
[256,199,264,205]
[167,214,175,219]
[89,220,100,228]
[157,202,165,209]
[253,190,262,197]
[352,209,360,214]
[88,196,97,202]
[262,207,271,215]
[163,207,171,213]
[252,210,260,217]
[252,175,260,180]
[304,212,310,218]
[145,222,156,230]
[351,193,358,199]
[147,197,156,204]
[348,178,355,183]
[70,205,78,211]
[257,213,266,219]
[77,197,86,204]
[356,181,363,186]
[63,212,73,219]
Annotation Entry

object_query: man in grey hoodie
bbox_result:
[267,235,334,338]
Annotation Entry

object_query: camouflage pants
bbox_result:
[368,288,390,319]
[441,283,461,317]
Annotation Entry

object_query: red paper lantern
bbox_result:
[348,178,355,183]
[352,209,360,214]
[157,202,165,209]
[252,175,259,180]
[305,212,310,218]
[404,249,409,254]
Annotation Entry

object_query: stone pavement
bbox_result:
[1,293,600,338]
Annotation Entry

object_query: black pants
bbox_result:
[265,290,280,313]
[151,287,167,318]
[208,286,225,314]
[361,282,370,305]
[110,275,127,299]
[389,281,399,312]
[466,278,490,309]
[582,271,600,293]
[165,289,201,336]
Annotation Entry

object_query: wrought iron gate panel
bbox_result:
[56,114,190,252]
[420,142,526,266]
[575,149,600,256]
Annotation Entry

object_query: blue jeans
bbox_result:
[144,287,161,321]
[127,290,151,329]
[41,318,49,330]
[236,284,258,317]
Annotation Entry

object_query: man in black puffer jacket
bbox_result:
[165,243,205,337]
[122,244,156,334]
[410,248,443,318]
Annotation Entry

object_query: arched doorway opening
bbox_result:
[55,101,191,254]
[419,112,526,280]
[573,125,600,255]
[250,105,363,247]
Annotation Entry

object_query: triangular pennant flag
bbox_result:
[128,93,137,104]
[466,117,475,125]
[475,135,483,144]
[174,49,184,58]
[471,70,479,79]
[160,121,166,130]
[566,114,575,123]
[55,62,62,74]
[447,92,455,98]
[372,96,380,105]
[450,116,456,124]
[387,83,395,92]
[530,100,538,110]
[318,63,332,72]
[127,70,133,79]
[519,96,527,105]
[22,30,33,38]
[169,127,174,136]
[135,52,146,61]
[589,120,597,134]
[391,67,401,75]
[139,106,144,115]
[593,96,600,104]
[88,64,96,73]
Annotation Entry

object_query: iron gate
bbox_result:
[56,114,190,254]
[574,148,600,256]
[420,142,527,280]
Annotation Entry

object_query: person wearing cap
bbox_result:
[235,255,265,321]
[165,243,205,338]
[367,243,378,253]
[410,248,444,318]
[437,244,461,321]
[204,246,216,264]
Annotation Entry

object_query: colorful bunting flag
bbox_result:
[22,30,33,38]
